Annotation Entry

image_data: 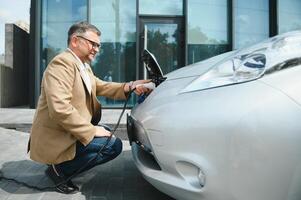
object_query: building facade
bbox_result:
[30,0,301,108]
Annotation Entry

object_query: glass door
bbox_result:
[139,17,184,78]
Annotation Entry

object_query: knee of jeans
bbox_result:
[113,137,123,155]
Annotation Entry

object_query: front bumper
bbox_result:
[130,142,205,200]
[127,113,206,200]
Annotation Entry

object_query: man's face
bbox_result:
[75,30,101,63]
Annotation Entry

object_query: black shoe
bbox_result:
[66,180,79,191]
[45,165,79,194]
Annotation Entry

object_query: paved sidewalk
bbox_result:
[0,109,174,200]
[0,108,131,125]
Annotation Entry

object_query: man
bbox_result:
[28,21,150,194]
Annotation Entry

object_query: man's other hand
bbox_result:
[95,126,111,137]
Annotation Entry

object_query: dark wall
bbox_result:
[0,24,29,107]
[29,0,36,108]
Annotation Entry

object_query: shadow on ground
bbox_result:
[0,151,174,200]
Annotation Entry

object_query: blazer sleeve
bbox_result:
[94,76,127,100]
[43,57,96,146]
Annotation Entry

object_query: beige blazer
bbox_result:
[28,50,126,164]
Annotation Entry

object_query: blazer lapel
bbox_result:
[67,50,92,95]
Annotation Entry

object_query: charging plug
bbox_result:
[136,82,156,90]
[136,82,156,104]
[137,93,147,104]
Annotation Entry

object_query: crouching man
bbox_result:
[27,21,150,194]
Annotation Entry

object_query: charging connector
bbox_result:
[136,82,156,90]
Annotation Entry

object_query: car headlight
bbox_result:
[181,53,266,93]
[181,31,301,93]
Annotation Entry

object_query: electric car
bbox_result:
[127,31,301,200]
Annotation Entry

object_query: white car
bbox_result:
[127,31,301,200]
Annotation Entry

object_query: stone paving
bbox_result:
[0,108,175,200]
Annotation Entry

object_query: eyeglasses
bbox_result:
[77,35,101,49]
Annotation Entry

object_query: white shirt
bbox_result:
[67,48,92,94]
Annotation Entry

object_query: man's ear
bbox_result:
[69,36,79,48]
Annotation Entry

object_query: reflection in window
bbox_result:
[278,0,301,34]
[139,0,183,15]
[146,23,179,74]
[233,0,269,49]
[41,0,87,74]
[91,0,136,107]
[187,0,230,64]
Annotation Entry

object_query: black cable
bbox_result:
[0,89,135,191]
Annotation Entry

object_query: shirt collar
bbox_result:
[67,48,90,69]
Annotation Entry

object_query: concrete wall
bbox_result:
[0,54,4,64]
[0,24,29,107]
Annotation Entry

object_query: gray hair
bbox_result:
[67,21,101,45]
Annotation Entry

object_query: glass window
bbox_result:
[41,0,87,73]
[91,0,136,107]
[278,0,301,34]
[233,0,269,49]
[139,0,183,15]
[187,0,230,64]
[143,22,183,74]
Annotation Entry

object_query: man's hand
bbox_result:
[95,126,111,137]
[125,80,153,95]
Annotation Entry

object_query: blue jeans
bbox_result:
[55,136,123,177]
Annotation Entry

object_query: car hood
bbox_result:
[165,51,236,80]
